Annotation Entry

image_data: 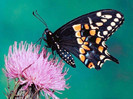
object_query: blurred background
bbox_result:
[0,0,133,99]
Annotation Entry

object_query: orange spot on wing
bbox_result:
[75,32,81,37]
[81,37,86,41]
[82,45,90,50]
[84,42,89,45]
[79,48,85,54]
[98,46,104,53]
[73,24,81,31]
[84,24,89,30]
[90,30,96,36]
[96,37,102,44]
[77,38,83,44]
[88,62,95,69]
[79,54,85,62]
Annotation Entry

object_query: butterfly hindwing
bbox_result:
[61,23,117,70]
[73,23,120,69]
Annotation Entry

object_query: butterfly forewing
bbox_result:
[88,10,124,40]
[55,9,124,38]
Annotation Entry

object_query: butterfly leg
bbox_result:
[33,37,42,45]
[43,38,49,50]
[53,53,56,60]
[43,38,47,43]
[51,47,56,59]
[44,45,49,50]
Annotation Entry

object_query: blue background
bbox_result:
[0,0,133,99]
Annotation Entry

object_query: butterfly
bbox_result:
[33,9,124,70]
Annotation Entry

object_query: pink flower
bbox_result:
[4,41,69,99]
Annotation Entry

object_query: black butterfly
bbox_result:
[33,9,124,70]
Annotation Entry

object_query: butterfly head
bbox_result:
[44,28,52,36]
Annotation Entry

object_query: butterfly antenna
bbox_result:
[33,10,48,28]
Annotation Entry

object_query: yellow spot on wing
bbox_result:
[96,37,102,44]
[73,24,81,31]
[82,45,90,50]
[88,62,95,69]
[84,42,89,45]
[84,24,89,30]
[98,46,104,53]
[100,55,105,60]
[79,54,85,62]
[101,19,107,22]
[96,22,103,26]
[79,48,85,54]
[81,37,86,41]
[90,30,96,36]
[75,32,81,37]
[77,38,83,44]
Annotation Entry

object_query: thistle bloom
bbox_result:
[4,41,69,99]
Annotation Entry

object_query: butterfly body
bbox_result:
[41,9,124,70]
[44,29,59,51]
